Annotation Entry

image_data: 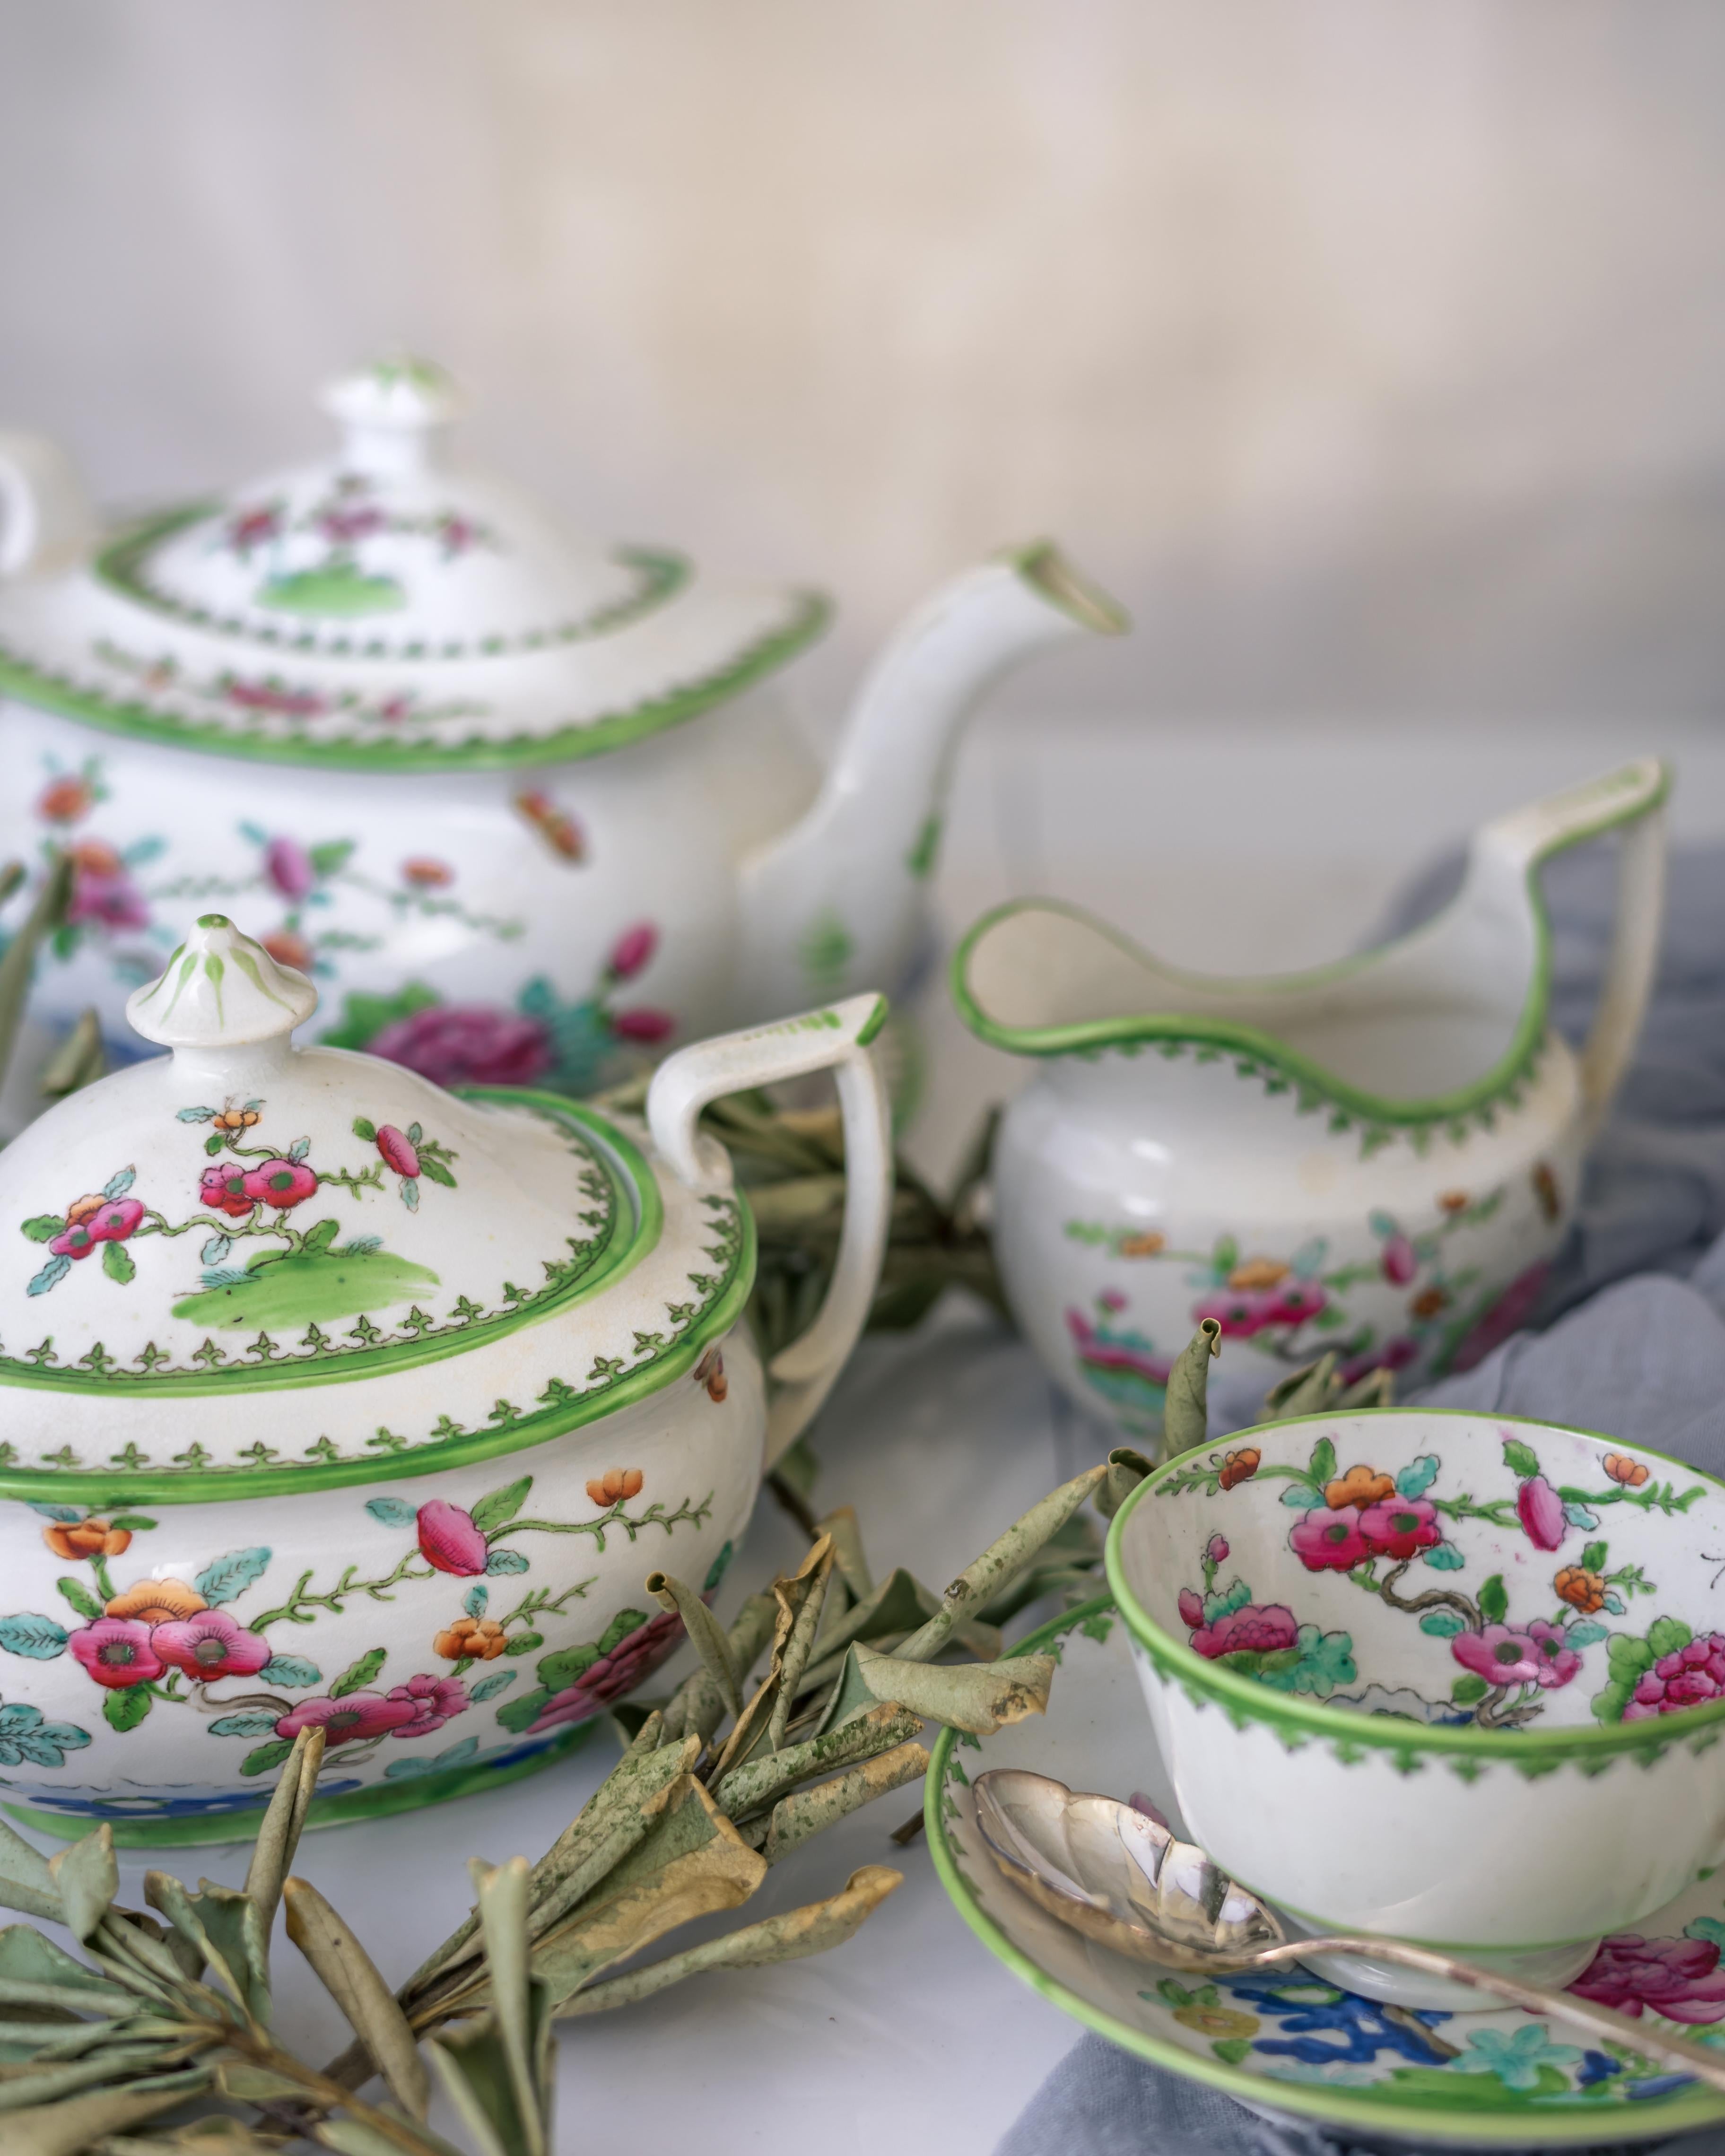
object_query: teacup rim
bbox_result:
[1105,1406,1725,1767]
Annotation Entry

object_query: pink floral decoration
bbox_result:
[152,1610,272,1681]
[417,1500,488,1577]
[1191,1286,1279,1339]
[1265,1280,1327,1325]
[370,1005,554,1089]
[375,1125,419,1178]
[240,1159,319,1210]
[1380,1234,1418,1286]
[1451,1623,1580,1690]
[387,1671,470,1738]
[263,836,315,901]
[611,1008,676,1045]
[1624,1634,1725,1720]
[525,1610,684,1736]
[1289,1507,1370,1572]
[1187,1604,1299,1660]
[1357,1496,1442,1562]
[67,867,149,933]
[1570,1934,1725,2024]
[274,1692,419,1746]
[607,923,658,982]
[69,1617,162,1689]
[1516,1474,1568,1553]
[1177,1588,1205,1630]
[1449,1262,1550,1374]
[1205,1534,1229,1565]
[200,1165,254,1219]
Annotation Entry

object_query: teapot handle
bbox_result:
[0,433,98,578]
[1477,759,1669,1142]
[646,993,894,1464]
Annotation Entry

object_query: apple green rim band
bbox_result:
[1104,1407,1725,1772]
[950,764,1670,1133]
[924,1595,1725,2147]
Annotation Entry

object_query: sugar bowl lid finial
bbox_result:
[124,912,318,1052]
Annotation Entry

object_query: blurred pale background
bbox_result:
[5,0,1725,1158]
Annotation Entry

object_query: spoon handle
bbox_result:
[1261,1936,1725,2096]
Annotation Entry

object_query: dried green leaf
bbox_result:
[851,1643,1055,1733]
[893,1467,1107,1663]
[557,1863,904,2018]
[815,1505,873,1602]
[0,1925,134,2011]
[753,1742,929,1862]
[425,2019,523,2156]
[0,2045,198,2114]
[714,1699,922,1821]
[47,1829,116,1947]
[644,1572,741,1723]
[767,1538,835,1753]
[660,1593,776,1746]
[1263,1353,1340,1422]
[0,852,72,1105]
[4,2072,205,2156]
[0,1818,62,1927]
[97,2119,285,2156]
[37,1009,105,1101]
[468,1858,546,2156]
[243,1723,325,1939]
[1158,1318,1220,1462]
[316,2121,457,2156]
[284,1877,428,2121]
[1097,1446,1154,1521]
[141,1872,266,2024]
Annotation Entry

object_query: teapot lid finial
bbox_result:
[320,356,464,478]
[125,913,318,1051]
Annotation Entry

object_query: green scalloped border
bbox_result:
[1105,1408,1725,1777]
[0,1093,655,1396]
[924,1596,1725,2147]
[950,762,1669,1138]
[0,555,829,773]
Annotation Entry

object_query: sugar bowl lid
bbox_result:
[0,915,750,1498]
[0,357,825,772]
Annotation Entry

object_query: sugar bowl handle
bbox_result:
[0,432,98,578]
[647,994,893,1463]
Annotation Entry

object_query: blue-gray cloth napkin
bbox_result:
[999,841,1725,2156]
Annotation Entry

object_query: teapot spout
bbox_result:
[735,541,1126,1022]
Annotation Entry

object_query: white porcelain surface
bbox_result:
[961,762,1668,1437]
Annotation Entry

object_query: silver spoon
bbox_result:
[972,1769,1725,2096]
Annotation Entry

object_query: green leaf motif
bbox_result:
[1452,1673,1489,1704]
[470,1476,532,1535]
[598,1607,649,1655]
[100,1237,135,1285]
[1580,1540,1610,1574]
[504,1632,542,1656]
[209,1709,282,1738]
[1422,1541,1466,1571]
[1566,1620,1608,1648]
[1478,1573,1508,1626]
[1394,1454,1440,1498]
[0,1614,70,1660]
[300,1217,341,1256]
[1501,1437,1542,1480]
[484,1549,530,1575]
[463,1584,488,1619]
[177,1105,216,1122]
[1648,1617,1694,1660]
[470,1669,517,1702]
[331,1646,386,1698]
[241,1738,296,1777]
[1419,1610,1467,1637]
[204,1133,227,1156]
[419,1156,457,1188]
[351,1117,377,1141]
[1307,1437,1337,1488]
[0,1701,91,1768]
[1607,1633,1655,1676]
[364,1496,417,1528]
[103,1684,151,1733]
[194,1547,272,1607]
[20,1216,64,1243]
[495,1688,550,1734]
[537,1642,600,1692]
[105,1514,157,1532]
[258,1655,321,1689]
[55,1577,103,1622]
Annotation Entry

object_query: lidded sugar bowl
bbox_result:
[0,913,891,1842]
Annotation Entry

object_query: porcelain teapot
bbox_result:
[0,358,1125,1091]
[0,912,891,1843]
[954,761,1668,1439]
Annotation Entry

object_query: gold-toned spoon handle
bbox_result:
[1255,1937,1725,2097]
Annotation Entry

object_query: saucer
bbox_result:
[925,1596,1725,2147]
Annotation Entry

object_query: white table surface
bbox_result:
[14,708,1725,2152]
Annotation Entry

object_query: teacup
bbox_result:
[1106,1409,1725,2009]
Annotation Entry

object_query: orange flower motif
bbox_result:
[1554,1565,1607,1614]
[37,775,93,824]
[433,1615,509,1661]
[694,1348,728,1403]
[64,1193,109,1229]
[104,1579,207,1626]
[1603,1452,1649,1488]
[212,1106,261,1132]
[1118,1231,1166,1258]
[1324,1464,1396,1511]
[1409,1286,1449,1320]
[514,789,585,861]
[586,1466,645,1508]
[1228,1257,1288,1291]
[401,856,454,888]
[1438,1191,1470,1214]
[69,837,123,879]
[44,1517,133,1561]
[261,928,314,973]
[1533,1161,1563,1225]
[1218,1447,1260,1491]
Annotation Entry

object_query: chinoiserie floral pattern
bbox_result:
[1159,1428,1706,1731]
[1063,1171,1562,1429]
[0,1467,717,1788]
[18,1092,460,1327]
[936,1602,1725,2125]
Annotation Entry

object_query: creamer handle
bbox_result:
[1477,759,1669,1142]
[647,994,893,1463]
[0,433,98,578]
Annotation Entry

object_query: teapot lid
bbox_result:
[0,358,825,772]
[0,915,751,1496]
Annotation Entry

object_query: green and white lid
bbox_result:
[0,916,750,1496]
[0,358,825,772]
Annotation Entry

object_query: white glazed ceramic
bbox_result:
[0,912,892,1843]
[955,763,1668,1440]
[928,1598,1725,2147]
[1106,1409,1725,2010]
[0,358,1126,1087]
